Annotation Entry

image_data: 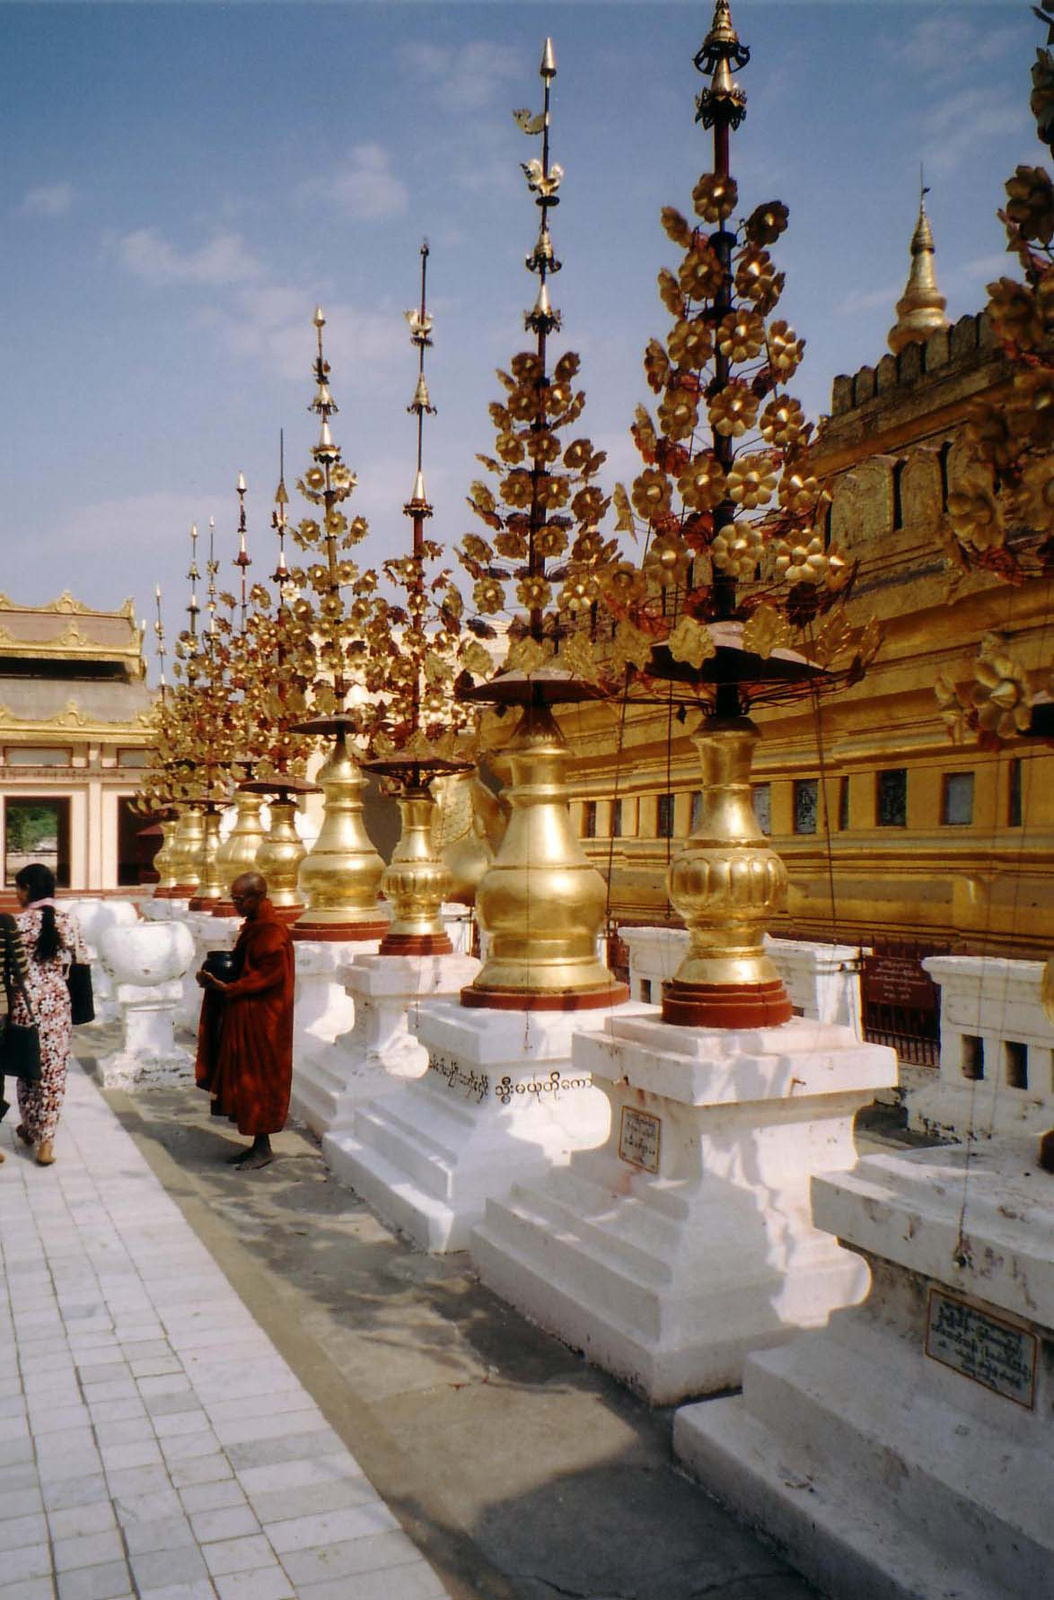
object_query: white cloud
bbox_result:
[955,251,1013,284]
[399,40,520,113]
[922,86,1031,178]
[117,228,264,287]
[222,285,406,386]
[301,143,408,222]
[16,181,74,218]
[836,283,901,317]
[898,13,1020,78]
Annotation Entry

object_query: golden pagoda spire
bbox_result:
[888,181,949,355]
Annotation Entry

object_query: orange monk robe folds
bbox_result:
[196,900,295,1137]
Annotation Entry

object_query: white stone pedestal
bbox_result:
[472,1010,897,1403]
[294,952,480,1138]
[175,912,240,1034]
[97,921,197,1090]
[620,925,864,1032]
[323,1000,637,1253]
[290,940,379,1128]
[907,956,1054,1142]
[674,1140,1054,1600]
[66,898,139,1024]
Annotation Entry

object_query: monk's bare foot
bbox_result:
[236,1148,274,1171]
[225,1149,250,1165]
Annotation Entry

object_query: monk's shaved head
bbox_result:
[231,872,267,899]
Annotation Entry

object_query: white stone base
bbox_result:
[675,1140,1054,1600]
[97,979,194,1090]
[908,957,1054,1143]
[323,999,638,1253]
[289,939,378,1129]
[175,913,240,1034]
[472,1012,897,1403]
[292,952,480,1137]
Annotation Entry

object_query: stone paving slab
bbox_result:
[0,1063,449,1600]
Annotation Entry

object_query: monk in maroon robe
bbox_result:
[195,872,295,1169]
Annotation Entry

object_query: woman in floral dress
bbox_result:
[12,862,88,1167]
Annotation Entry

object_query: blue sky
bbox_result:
[0,2,1042,668]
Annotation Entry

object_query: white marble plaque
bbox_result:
[925,1289,1037,1408]
[618,1106,661,1174]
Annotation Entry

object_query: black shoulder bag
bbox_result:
[0,938,41,1084]
[67,961,95,1025]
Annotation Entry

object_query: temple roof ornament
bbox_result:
[888,187,949,355]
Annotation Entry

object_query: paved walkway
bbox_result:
[0,1061,448,1600]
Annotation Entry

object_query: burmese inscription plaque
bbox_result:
[618,1106,661,1174]
[925,1289,1036,1408]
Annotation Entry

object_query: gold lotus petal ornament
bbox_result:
[708,380,758,437]
[744,199,789,245]
[668,316,715,369]
[644,530,690,588]
[657,386,700,441]
[692,171,738,222]
[759,395,806,448]
[947,476,1005,549]
[661,205,694,246]
[1005,164,1054,246]
[987,276,1046,349]
[766,319,804,377]
[1018,454,1054,533]
[711,524,762,579]
[727,453,778,508]
[735,247,784,313]
[679,241,726,301]
[717,308,766,362]
[516,575,553,610]
[644,338,672,393]
[632,466,673,521]
[778,466,820,516]
[602,562,647,605]
[678,451,726,511]
[658,267,684,316]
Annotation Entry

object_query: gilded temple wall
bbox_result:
[561,312,1054,957]
[0,594,153,891]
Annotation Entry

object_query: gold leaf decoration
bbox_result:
[505,636,552,673]
[856,616,882,667]
[667,616,716,670]
[934,668,966,742]
[741,604,791,660]
[810,611,853,667]
[613,482,636,535]
[611,621,654,674]
[560,632,601,684]
[460,641,493,678]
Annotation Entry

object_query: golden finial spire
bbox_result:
[271,430,289,583]
[234,472,251,625]
[404,240,435,513]
[186,523,200,638]
[888,179,949,355]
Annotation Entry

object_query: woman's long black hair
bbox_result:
[15,863,61,963]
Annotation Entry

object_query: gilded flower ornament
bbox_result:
[727,453,777,509]
[708,381,758,437]
[692,171,738,221]
[947,476,1005,550]
[972,635,1033,738]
